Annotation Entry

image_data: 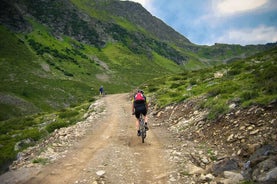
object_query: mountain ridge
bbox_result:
[89,0,192,45]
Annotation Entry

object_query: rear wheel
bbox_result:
[140,126,146,143]
[141,129,145,143]
[139,114,146,143]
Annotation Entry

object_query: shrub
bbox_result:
[148,86,159,92]
[63,71,74,77]
[207,86,222,97]
[206,99,229,120]
[254,65,277,95]
[59,110,79,119]
[189,79,197,85]
[45,120,68,133]
[32,157,48,165]
[240,91,259,101]
[21,128,44,141]
[170,82,182,89]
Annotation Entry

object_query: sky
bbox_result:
[121,0,277,45]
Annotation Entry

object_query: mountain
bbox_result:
[0,0,276,121]
[73,0,192,45]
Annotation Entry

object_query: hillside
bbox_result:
[143,48,277,117]
[0,0,185,120]
[1,0,276,120]
[142,48,277,183]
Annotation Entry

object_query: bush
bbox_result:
[189,79,197,85]
[32,158,48,165]
[21,128,44,141]
[240,91,259,101]
[255,65,277,95]
[206,99,229,120]
[45,120,68,133]
[170,82,182,89]
[207,86,222,97]
[59,110,79,119]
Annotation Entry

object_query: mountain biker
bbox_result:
[132,89,149,136]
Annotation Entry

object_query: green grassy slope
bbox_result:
[0,26,93,120]
[0,20,183,121]
[142,48,277,119]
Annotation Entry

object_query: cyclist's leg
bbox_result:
[142,108,149,130]
[144,114,148,123]
[135,118,139,131]
[135,109,140,135]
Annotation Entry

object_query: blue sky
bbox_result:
[122,0,277,45]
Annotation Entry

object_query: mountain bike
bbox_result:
[139,113,147,143]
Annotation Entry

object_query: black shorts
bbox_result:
[135,106,147,119]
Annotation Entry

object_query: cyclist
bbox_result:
[99,85,104,96]
[132,89,149,136]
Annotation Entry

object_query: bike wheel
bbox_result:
[141,129,145,143]
[140,126,146,143]
[139,114,146,143]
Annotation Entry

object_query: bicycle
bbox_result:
[139,113,147,143]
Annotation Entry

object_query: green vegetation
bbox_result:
[0,19,183,121]
[0,102,91,172]
[32,157,48,165]
[207,148,217,161]
[142,48,277,120]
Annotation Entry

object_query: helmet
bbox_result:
[137,89,144,94]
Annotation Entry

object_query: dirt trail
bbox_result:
[3,93,176,184]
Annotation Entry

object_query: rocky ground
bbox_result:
[152,96,277,183]
[0,94,276,184]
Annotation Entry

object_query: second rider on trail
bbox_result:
[132,90,149,136]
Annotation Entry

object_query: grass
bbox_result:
[0,101,91,173]
[142,48,277,119]
[32,157,48,165]
[101,44,183,88]
[0,18,184,121]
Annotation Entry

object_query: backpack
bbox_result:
[134,92,145,102]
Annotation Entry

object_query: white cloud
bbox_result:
[215,0,268,15]
[216,25,277,45]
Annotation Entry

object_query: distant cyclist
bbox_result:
[99,85,104,96]
[132,89,149,136]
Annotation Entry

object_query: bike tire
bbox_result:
[139,114,146,143]
[141,128,146,143]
